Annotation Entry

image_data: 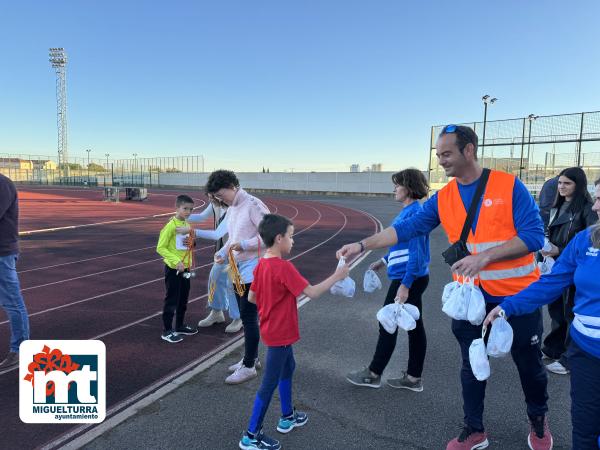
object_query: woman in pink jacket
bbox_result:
[206,170,269,384]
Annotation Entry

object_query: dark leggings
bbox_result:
[369,275,429,378]
[236,282,260,368]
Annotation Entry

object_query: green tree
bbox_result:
[87,162,106,172]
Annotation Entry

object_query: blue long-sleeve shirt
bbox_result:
[500,228,600,359]
[392,175,544,302]
[382,201,430,287]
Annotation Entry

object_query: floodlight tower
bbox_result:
[49,48,69,172]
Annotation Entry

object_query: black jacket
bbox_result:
[547,202,597,257]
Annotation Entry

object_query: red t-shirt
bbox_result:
[250,257,309,347]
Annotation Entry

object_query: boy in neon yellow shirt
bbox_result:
[156,194,198,343]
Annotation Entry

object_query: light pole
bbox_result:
[86,149,91,185]
[481,95,498,163]
[526,114,539,182]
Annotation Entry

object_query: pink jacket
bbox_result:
[215,188,269,262]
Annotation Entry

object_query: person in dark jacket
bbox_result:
[0,174,30,371]
[538,176,559,229]
[541,167,597,374]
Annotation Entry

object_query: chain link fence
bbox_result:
[428,111,600,195]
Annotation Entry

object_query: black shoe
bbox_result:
[161,331,183,343]
[175,325,198,335]
[0,352,19,371]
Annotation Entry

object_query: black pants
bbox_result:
[162,265,191,332]
[236,282,260,368]
[451,304,549,431]
[369,275,429,378]
[542,285,575,367]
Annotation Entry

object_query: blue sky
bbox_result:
[1,0,599,172]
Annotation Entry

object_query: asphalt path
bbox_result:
[83,194,571,450]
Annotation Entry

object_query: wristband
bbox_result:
[358,241,365,253]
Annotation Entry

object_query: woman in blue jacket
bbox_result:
[484,177,600,450]
[346,168,431,391]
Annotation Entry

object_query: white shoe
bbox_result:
[228,357,262,373]
[225,365,257,384]
[224,319,243,333]
[197,310,225,327]
[546,361,569,375]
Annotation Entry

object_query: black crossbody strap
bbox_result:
[459,168,491,243]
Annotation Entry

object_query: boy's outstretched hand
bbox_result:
[176,226,191,234]
[334,262,350,281]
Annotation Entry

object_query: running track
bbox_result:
[0,187,380,450]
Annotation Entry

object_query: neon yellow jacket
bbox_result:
[156,217,192,269]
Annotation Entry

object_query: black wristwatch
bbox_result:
[358,241,365,253]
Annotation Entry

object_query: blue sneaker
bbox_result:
[239,430,281,450]
[276,409,308,434]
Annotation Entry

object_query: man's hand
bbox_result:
[229,242,243,252]
[540,242,559,258]
[394,284,409,304]
[369,260,385,272]
[176,226,191,234]
[214,254,225,264]
[175,261,185,273]
[451,253,491,278]
[336,243,362,260]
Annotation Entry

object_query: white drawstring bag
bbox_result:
[397,305,417,331]
[363,269,382,293]
[538,256,555,275]
[377,304,401,334]
[442,279,460,306]
[442,277,471,321]
[402,303,420,321]
[469,327,491,381]
[466,280,486,326]
[330,257,355,297]
[486,312,514,357]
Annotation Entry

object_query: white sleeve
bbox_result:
[194,216,228,241]
[188,202,214,223]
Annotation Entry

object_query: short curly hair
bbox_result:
[205,170,240,194]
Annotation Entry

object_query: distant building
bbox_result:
[30,159,58,170]
[0,158,33,170]
[371,163,382,172]
[350,164,360,172]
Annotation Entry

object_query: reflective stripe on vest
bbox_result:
[479,261,538,280]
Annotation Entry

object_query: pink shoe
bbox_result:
[446,426,489,450]
[528,416,553,450]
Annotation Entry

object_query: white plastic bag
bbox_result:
[397,305,417,331]
[442,279,460,306]
[487,312,514,357]
[537,256,555,275]
[376,304,400,334]
[330,257,355,297]
[466,282,486,326]
[363,269,382,293]
[442,278,470,320]
[402,303,420,321]
[469,327,491,381]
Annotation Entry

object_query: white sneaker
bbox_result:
[197,310,225,327]
[546,361,569,375]
[224,319,243,333]
[225,365,257,384]
[228,357,262,373]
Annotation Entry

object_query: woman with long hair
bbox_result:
[540,167,597,375]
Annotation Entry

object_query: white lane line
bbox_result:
[42,201,382,450]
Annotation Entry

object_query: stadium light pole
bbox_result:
[526,114,539,179]
[86,148,91,184]
[481,95,498,163]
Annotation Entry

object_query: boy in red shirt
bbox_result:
[239,214,349,450]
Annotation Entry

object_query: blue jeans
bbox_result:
[247,345,296,434]
[0,254,29,353]
[208,263,240,320]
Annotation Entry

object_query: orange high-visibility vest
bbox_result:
[438,170,539,297]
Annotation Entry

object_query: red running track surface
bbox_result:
[0,187,380,449]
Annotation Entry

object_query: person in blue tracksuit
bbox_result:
[485,177,600,450]
[346,168,431,391]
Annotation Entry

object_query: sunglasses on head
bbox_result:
[442,124,458,134]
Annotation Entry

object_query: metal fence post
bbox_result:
[577,112,584,166]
